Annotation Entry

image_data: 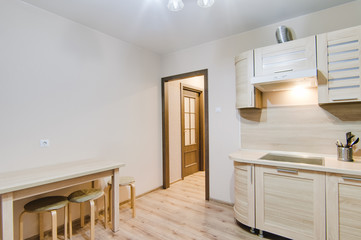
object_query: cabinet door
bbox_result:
[254,36,316,77]
[318,25,361,103]
[255,166,325,240]
[234,162,255,228]
[235,50,261,109]
[327,173,361,240]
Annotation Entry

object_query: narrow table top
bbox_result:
[0,159,125,195]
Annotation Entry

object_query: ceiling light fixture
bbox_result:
[167,0,215,12]
[168,0,184,11]
[197,0,215,8]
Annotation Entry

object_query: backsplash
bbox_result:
[240,102,361,157]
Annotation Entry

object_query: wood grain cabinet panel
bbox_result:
[255,166,325,240]
[235,50,261,109]
[327,173,361,240]
[234,162,255,228]
[317,25,361,103]
[254,36,316,77]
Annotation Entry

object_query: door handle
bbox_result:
[274,69,293,74]
[277,168,298,174]
[342,176,361,182]
[250,166,253,184]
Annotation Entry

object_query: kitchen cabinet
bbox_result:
[327,173,361,240]
[317,25,361,104]
[255,165,325,240]
[235,50,261,108]
[234,162,255,229]
[254,36,316,80]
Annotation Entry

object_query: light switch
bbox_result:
[215,107,222,113]
[40,139,50,147]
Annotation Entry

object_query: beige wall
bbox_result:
[0,0,161,238]
[167,76,204,183]
[161,0,361,203]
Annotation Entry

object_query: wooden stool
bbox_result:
[108,176,135,218]
[19,196,68,240]
[67,189,107,240]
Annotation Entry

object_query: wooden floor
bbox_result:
[66,171,283,240]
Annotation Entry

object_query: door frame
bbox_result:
[161,69,209,200]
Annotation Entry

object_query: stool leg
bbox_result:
[50,210,57,240]
[39,212,44,240]
[64,204,68,240]
[19,211,26,240]
[80,202,85,228]
[104,193,108,229]
[108,185,112,224]
[90,200,95,240]
[130,183,136,218]
[68,203,72,240]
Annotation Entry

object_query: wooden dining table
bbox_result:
[0,159,125,240]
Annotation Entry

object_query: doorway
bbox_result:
[161,69,209,200]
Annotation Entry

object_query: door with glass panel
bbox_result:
[182,89,200,177]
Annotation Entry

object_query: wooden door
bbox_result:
[235,50,262,109]
[317,25,361,103]
[255,166,325,240]
[182,89,200,177]
[234,162,255,228]
[327,173,361,240]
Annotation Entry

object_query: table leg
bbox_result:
[1,193,14,240]
[111,168,119,232]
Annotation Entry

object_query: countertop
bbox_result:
[230,149,361,176]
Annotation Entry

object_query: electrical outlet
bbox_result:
[40,139,50,147]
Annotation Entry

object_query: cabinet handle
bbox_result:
[342,176,361,182]
[332,97,358,101]
[277,168,298,174]
[250,166,253,184]
[274,69,293,74]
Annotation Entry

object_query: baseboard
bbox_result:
[209,198,233,206]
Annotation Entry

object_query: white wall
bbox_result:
[0,0,162,238]
[160,0,361,204]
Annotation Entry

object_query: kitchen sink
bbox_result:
[259,153,324,166]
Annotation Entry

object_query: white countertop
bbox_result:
[230,149,361,176]
[0,159,125,194]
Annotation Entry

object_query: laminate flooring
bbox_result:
[68,171,285,240]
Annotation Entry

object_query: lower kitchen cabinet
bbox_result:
[234,162,255,229]
[255,166,326,240]
[327,173,361,240]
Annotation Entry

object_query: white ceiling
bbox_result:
[22,0,355,54]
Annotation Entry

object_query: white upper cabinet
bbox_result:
[235,50,261,108]
[254,36,317,84]
[317,25,361,104]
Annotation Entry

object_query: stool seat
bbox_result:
[24,196,68,213]
[20,196,68,240]
[108,176,135,186]
[68,189,104,203]
[68,188,107,240]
